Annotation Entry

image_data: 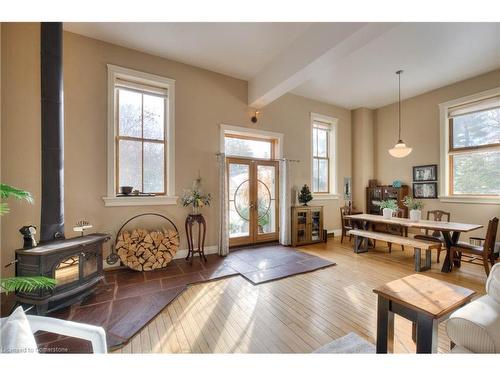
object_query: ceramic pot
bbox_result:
[410,209,422,222]
[382,208,393,219]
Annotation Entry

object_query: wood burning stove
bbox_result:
[12,23,110,315]
[15,234,110,315]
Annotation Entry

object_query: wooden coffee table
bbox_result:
[373,274,476,353]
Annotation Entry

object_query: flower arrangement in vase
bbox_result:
[181,178,212,215]
[376,199,398,219]
[403,196,424,222]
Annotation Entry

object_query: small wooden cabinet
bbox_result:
[291,205,324,246]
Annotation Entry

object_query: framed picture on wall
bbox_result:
[413,164,437,182]
[413,182,438,199]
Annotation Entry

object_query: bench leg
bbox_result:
[414,248,431,272]
[415,248,421,272]
[425,249,431,270]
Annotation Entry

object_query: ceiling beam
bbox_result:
[248,22,398,108]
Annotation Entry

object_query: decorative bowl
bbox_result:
[119,186,134,195]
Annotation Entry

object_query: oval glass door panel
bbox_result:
[257,165,276,234]
[229,163,250,238]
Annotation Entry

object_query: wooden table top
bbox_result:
[344,213,482,233]
[373,274,476,319]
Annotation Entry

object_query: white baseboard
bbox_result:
[174,245,219,259]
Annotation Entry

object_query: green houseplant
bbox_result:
[376,199,398,219]
[0,183,56,294]
[403,196,424,222]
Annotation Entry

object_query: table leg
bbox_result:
[415,313,438,353]
[440,231,462,273]
[200,217,207,262]
[452,232,461,267]
[185,219,192,261]
[376,295,394,353]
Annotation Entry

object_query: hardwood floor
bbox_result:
[112,237,487,354]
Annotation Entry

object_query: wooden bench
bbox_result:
[347,229,442,272]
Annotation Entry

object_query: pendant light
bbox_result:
[388,70,412,158]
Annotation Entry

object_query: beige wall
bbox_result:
[0,23,351,276]
[374,69,500,240]
[351,108,375,210]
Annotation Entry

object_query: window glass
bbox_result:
[312,121,331,193]
[452,150,500,195]
[225,136,272,159]
[118,89,142,137]
[452,107,500,149]
[119,140,142,191]
[143,142,165,193]
[143,94,165,140]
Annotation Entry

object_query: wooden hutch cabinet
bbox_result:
[366,185,409,237]
[366,185,409,217]
[291,205,324,246]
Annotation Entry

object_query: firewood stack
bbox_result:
[115,228,179,271]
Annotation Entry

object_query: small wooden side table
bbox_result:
[373,274,475,353]
[185,213,207,263]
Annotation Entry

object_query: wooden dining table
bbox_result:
[344,213,483,273]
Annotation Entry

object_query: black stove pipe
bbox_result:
[40,22,65,242]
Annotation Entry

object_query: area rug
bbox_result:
[313,332,375,354]
[29,245,335,353]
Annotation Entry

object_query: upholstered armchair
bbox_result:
[446,262,500,353]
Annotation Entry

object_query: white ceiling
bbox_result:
[292,23,500,109]
[64,22,500,109]
[63,22,312,80]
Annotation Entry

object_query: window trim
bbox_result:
[310,113,339,200]
[439,87,500,204]
[219,124,283,159]
[104,64,176,207]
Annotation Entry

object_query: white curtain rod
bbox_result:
[215,152,300,162]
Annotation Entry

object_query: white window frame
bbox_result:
[438,86,500,205]
[103,64,177,207]
[310,113,338,200]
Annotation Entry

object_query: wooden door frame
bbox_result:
[227,157,280,247]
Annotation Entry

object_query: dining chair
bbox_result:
[387,208,407,253]
[414,210,451,263]
[340,206,353,244]
[451,217,499,276]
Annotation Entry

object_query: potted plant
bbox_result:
[403,196,424,222]
[298,184,313,206]
[181,178,212,214]
[0,183,56,294]
[376,199,398,219]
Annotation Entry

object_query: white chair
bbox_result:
[446,262,500,353]
[1,306,107,354]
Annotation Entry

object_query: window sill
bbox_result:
[439,195,500,205]
[102,195,178,207]
[312,194,340,201]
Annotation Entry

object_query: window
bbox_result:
[105,65,176,207]
[311,114,337,196]
[440,89,500,202]
[117,84,166,194]
[224,134,275,159]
